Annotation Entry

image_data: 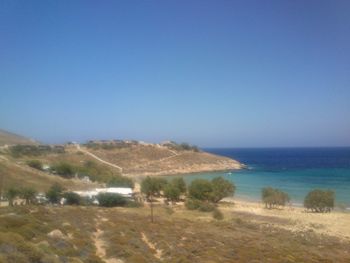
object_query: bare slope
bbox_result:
[0,129,38,146]
[80,141,243,176]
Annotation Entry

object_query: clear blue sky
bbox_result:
[1,0,349,147]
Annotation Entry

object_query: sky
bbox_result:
[0,0,349,147]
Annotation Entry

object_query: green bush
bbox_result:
[185,199,215,212]
[64,192,81,205]
[212,208,224,220]
[262,187,290,208]
[304,189,334,213]
[97,193,127,207]
[26,160,43,170]
[51,162,75,178]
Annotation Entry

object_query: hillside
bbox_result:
[80,141,243,177]
[0,204,349,263]
[0,129,38,146]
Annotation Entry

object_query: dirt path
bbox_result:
[141,232,163,260]
[75,144,123,173]
[93,215,124,263]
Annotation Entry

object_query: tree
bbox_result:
[188,179,213,201]
[141,176,166,222]
[20,187,37,205]
[172,177,187,195]
[262,187,290,209]
[64,192,81,205]
[304,189,334,213]
[46,183,64,204]
[163,183,181,203]
[210,177,235,203]
[5,188,18,206]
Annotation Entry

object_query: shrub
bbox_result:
[51,162,75,178]
[64,192,81,205]
[26,160,43,170]
[107,176,134,189]
[185,198,202,210]
[262,187,290,208]
[46,183,64,204]
[304,189,334,213]
[212,208,224,220]
[185,198,215,212]
[97,193,127,207]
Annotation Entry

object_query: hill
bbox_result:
[0,129,38,146]
[79,140,243,177]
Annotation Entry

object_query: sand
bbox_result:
[221,199,350,241]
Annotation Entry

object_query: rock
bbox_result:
[47,229,65,239]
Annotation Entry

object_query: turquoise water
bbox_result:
[172,148,350,207]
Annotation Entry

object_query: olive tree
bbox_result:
[262,187,290,209]
[141,176,166,222]
[304,189,334,213]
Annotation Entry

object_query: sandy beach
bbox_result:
[220,198,350,241]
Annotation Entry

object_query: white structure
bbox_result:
[74,187,133,199]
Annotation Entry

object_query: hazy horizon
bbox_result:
[1,1,349,148]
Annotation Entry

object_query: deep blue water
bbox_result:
[179,148,350,207]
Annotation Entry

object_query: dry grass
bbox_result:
[2,204,347,263]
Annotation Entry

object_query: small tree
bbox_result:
[262,187,290,209]
[188,179,213,201]
[64,192,81,205]
[5,188,19,206]
[46,183,64,204]
[172,177,187,195]
[141,176,165,222]
[304,189,334,213]
[163,183,181,203]
[20,187,37,205]
[210,177,235,203]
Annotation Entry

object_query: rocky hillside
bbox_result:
[80,140,243,176]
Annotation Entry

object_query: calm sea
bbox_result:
[178,147,350,208]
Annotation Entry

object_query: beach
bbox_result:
[220,198,350,241]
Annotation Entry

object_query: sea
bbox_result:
[178,147,350,208]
